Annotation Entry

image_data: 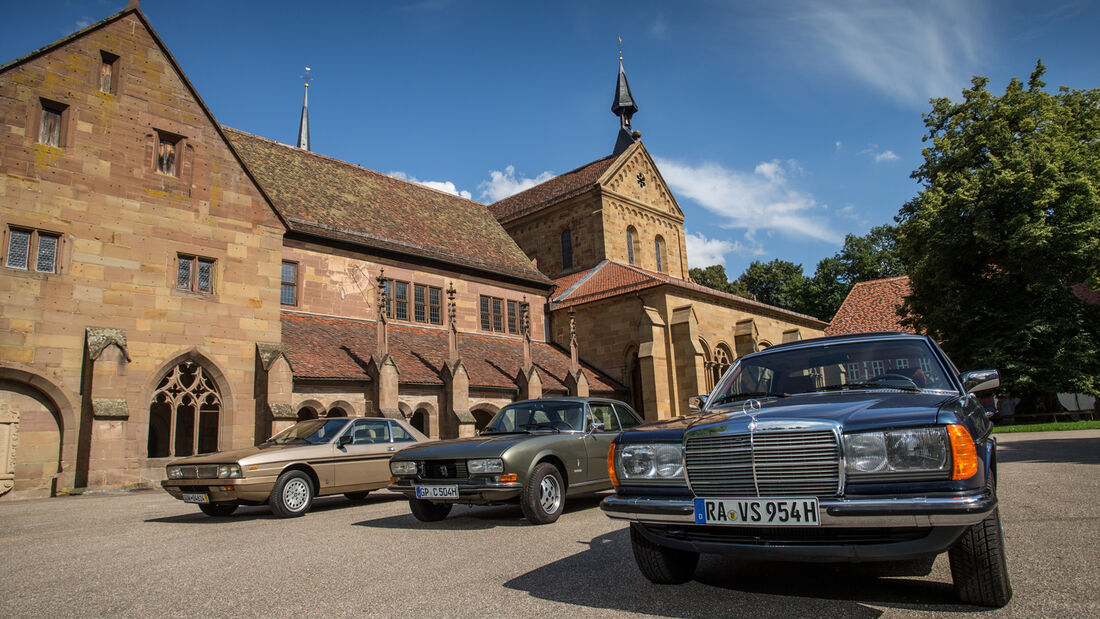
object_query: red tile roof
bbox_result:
[487,155,617,222]
[223,128,549,285]
[551,261,828,328]
[1071,282,1100,306]
[281,312,622,394]
[825,276,914,336]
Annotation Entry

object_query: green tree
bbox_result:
[735,259,807,311]
[839,224,906,282]
[689,264,751,298]
[896,62,1100,409]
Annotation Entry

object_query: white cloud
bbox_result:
[655,156,844,245]
[477,165,555,202]
[650,15,669,39]
[685,232,738,267]
[74,18,92,30]
[874,150,899,163]
[835,141,844,151]
[789,1,985,105]
[387,171,472,200]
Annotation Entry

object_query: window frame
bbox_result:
[386,280,409,320]
[479,295,509,333]
[560,228,573,271]
[4,226,62,274]
[38,98,68,148]
[626,226,638,265]
[176,253,216,294]
[280,260,299,306]
[155,130,184,177]
[99,50,120,95]
[654,235,665,273]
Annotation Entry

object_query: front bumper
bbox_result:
[601,491,996,528]
[161,477,276,504]
[388,478,523,504]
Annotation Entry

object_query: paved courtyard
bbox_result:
[0,430,1096,618]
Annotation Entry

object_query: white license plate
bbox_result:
[181,492,209,504]
[693,497,819,526]
[415,485,458,499]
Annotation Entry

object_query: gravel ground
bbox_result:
[0,429,1096,618]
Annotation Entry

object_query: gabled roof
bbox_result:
[281,312,623,393]
[825,276,914,336]
[551,260,828,328]
[224,128,549,286]
[488,155,618,223]
[0,5,289,233]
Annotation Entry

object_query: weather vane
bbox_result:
[618,36,623,61]
[300,66,312,88]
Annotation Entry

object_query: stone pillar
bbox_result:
[0,404,16,497]
[735,318,758,358]
[366,355,402,419]
[670,305,706,416]
[256,343,295,440]
[637,305,669,421]
[442,360,476,438]
[782,328,802,343]
[564,307,588,397]
[515,299,543,400]
[83,328,131,488]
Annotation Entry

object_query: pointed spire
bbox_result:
[611,39,639,155]
[446,283,459,363]
[568,307,579,374]
[521,297,532,372]
[297,67,311,151]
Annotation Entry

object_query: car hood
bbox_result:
[689,391,960,434]
[167,442,328,466]
[391,433,556,460]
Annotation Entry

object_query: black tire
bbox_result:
[344,491,371,502]
[949,507,1013,607]
[268,470,314,518]
[520,462,565,524]
[408,498,452,522]
[630,522,699,584]
[198,502,238,517]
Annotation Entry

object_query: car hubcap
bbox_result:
[283,478,309,511]
[539,475,560,514]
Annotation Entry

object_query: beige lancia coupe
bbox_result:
[161,416,429,517]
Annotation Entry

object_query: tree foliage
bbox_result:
[896,62,1100,403]
[688,264,751,298]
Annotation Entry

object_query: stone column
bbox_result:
[83,328,131,488]
[256,343,295,440]
[734,318,758,357]
[515,299,543,400]
[563,307,589,397]
[366,270,401,419]
[0,404,16,497]
[441,284,475,436]
[637,305,669,421]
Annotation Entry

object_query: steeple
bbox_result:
[297,67,311,151]
[611,39,639,155]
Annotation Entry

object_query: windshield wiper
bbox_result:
[519,423,561,433]
[708,391,790,407]
[817,382,922,393]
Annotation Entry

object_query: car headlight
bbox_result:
[166,466,183,479]
[217,464,242,479]
[390,461,417,476]
[844,427,949,476]
[617,443,684,480]
[467,458,504,474]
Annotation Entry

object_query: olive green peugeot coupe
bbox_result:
[162,416,428,517]
[388,397,643,524]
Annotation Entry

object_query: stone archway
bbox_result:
[0,378,63,496]
[470,404,499,431]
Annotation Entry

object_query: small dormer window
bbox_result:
[39,99,67,148]
[156,131,182,176]
[100,51,119,94]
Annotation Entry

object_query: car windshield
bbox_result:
[483,402,586,433]
[709,338,954,406]
[266,419,349,445]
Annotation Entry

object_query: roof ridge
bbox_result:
[223,126,488,207]
[853,275,910,286]
[553,260,609,302]
[488,153,617,208]
[0,7,133,73]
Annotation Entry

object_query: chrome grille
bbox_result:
[686,429,840,497]
[179,465,219,479]
[418,460,469,480]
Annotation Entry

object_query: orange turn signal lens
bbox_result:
[947,424,978,480]
[390,476,397,484]
[607,443,619,486]
[499,473,518,483]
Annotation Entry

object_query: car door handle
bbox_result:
[387,446,395,451]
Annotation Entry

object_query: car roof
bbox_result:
[507,396,628,406]
[761,331,927,353]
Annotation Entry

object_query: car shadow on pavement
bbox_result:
[996,436,1100,465]
[503,529,988,616]
[353,493,608,531]
[144,493,402,523]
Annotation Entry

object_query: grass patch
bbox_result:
[992,420,1100,433]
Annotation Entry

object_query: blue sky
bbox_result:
[4,1,1099,277]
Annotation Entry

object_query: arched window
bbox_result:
[712,344,733,388]
[411,408,428,434]
[561,229,573,271]
[326,407,348,417]
[699,339,714,391]
[654,235,666,273]
[148,361,222,458]
[626,226,638,265]
[297,406,319,421]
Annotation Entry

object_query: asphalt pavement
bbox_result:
[0,429,1096,618]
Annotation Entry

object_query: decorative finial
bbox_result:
[446,283,457,327]
[375,269,388,321]
[618,36,623,62]
[297,67,312,151]
[521,296,530,338]
[301,67,312,88]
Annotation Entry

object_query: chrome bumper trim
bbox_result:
[600,493,995,527]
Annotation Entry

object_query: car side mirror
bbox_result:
[338,434,353,447]
[689,395,708,412]
[590,421,605,433]
[961,369,999,393]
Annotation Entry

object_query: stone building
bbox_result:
[487,58,828,420]
[0,4,617,498]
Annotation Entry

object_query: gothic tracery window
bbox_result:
[712,344,733,388]
[147,361,222,458]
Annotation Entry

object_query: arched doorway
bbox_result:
[410,408,428,435]
[326,407,348,417]
[471,405,498,431]
[147,360,223,458]
[1,378,62,495]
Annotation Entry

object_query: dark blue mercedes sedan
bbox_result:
[601,331,1011,607]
